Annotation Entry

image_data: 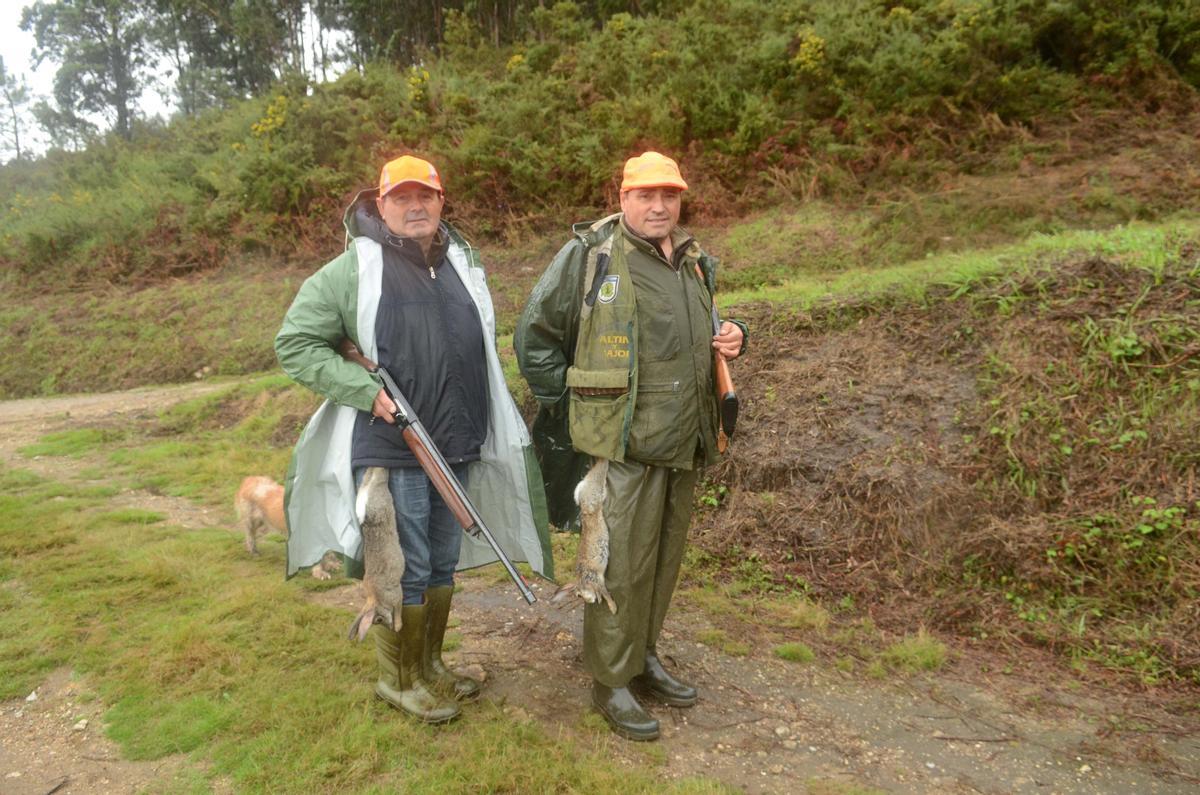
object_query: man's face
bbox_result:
[376,183,444,241]
[620,187,681,242]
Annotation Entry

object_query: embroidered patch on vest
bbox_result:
[597,274,620,304]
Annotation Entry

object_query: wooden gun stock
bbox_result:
[714,352,738,453]
[402,426,475,528]
[696,265,740,452]
[708,304,739,452]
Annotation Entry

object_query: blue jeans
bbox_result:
[354,464,470,605]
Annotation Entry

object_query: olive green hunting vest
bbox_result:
[566,216,638,461]
[566,217,722,468]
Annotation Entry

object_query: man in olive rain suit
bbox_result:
[515,152,746,740]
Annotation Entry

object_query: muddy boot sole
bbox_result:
[591,683,660,741]
[593,704,660,741]
[375,682,461,725]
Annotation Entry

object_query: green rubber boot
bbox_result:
[632,648,698,707]
[591,681,660,741]
[373,604,460,724]
[423,585,481,701]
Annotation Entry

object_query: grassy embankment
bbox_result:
[3,117,1197,401]
[2,0,1197,398]
[689,219,1200,684]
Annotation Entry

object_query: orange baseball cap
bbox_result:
[378,155,443,196]
[620,151,688,192]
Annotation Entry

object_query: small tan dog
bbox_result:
[235,475,338,580]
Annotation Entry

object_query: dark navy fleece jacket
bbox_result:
[350,203,488,469]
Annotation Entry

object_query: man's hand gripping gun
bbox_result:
[374,365,537,605]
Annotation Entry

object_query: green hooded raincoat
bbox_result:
[275,190,553,580]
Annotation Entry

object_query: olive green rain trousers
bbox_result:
[583,457,701,687]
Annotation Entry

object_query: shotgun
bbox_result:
[374,365,537,605]
[702,285,739,453]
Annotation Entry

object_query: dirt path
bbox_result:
[0,382,231,795]
[2,383,1199,794]
[0,382,226,530]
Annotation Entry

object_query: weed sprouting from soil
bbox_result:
[774,643,816,664]
[878,630,948,673]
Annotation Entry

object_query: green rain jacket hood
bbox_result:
[275,189,553,580]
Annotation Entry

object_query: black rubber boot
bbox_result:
[423,585,481,701]
[591,681,660,741]
[374,604,460,724]
[632,648,697,707]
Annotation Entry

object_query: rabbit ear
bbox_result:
[348,607,374,642]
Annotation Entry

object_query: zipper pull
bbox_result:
[429,265,437,279]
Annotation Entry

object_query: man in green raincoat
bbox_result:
[515,152,746,740]
[276,155,552,724]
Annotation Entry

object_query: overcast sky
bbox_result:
[1,2,172,157]
[1,3,347,159]
[2,2,54,154]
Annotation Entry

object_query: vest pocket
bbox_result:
[637,297,681,362]
[566,366,630,460]
[628,380,683,462]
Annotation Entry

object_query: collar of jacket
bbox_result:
[571,212,621,246]
[385,227,450,270]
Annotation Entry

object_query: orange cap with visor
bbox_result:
[379,155,443,196]
[620,151,688,192]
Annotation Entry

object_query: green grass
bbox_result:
[80,375,319,510]
[878,630,948,673]
[19,428,127,457]
[695,628,751,657]
[773,643,816,664]
[0,262,307,399]
[717,219,1200,312]
[0,463,724,792]
[95,509,167,524]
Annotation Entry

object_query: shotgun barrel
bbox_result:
[375,366,537,605]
